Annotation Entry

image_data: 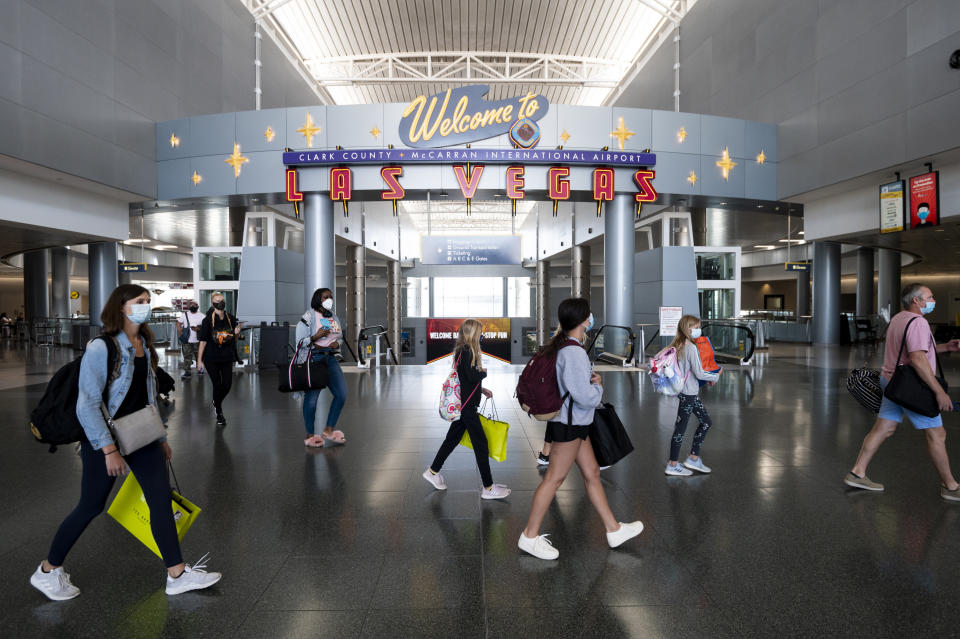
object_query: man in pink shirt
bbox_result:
[846,284,960,500]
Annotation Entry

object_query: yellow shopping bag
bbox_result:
[460,399,510,462]
[107,470,201,558]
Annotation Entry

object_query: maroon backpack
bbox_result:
[515,340,581,421]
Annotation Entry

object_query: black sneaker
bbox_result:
[216,413,226,427]
[180,372,191,380]
[537,452,550,466]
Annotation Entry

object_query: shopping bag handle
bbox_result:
[168,461,181,494]
[480,397,499,421]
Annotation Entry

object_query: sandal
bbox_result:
[322,430,346,446]
[304,435,324,448]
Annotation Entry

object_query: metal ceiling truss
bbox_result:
[304,52,629,88]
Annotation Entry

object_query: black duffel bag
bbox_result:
[278,342,329,393]
[589,402,634,467]
[883,317,948,418]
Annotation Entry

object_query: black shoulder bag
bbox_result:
[883,316,948,418]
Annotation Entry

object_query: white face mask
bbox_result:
[126,303,151,325]
[321,298,334,311]
[690,328,702,339]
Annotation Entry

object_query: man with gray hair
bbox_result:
[846,283,960,500]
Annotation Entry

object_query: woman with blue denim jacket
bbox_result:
[295,288,348,448]
[30,285,221,602]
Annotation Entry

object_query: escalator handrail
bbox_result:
[584,324,638,365]
[356,324,399,365]
[700,321,755,363]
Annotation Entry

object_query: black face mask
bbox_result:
[188,306,199,313]
[212,301,226,311]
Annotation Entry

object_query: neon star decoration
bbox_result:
[560,129,571,144]
[370,124,381,139]
[169,133,180,148]
[610,117,635,150]
[296,112,321,148]
[264,126,276,142]
[191,171,202,186]
[224,142,249,178]
[687,171,697,186]
[756,150,766,165]
[716,147,738,181]
[677,127,687,143]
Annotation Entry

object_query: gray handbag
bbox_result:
[100,404,166,456]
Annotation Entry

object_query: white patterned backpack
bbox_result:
[438,351,480,421]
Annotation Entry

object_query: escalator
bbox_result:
[700,321,756,365]
[585,325,638,367]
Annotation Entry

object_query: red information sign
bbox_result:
[909,171,939,229]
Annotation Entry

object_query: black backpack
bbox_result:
[29,335,120,453]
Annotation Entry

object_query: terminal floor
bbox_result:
[3,341,960,637]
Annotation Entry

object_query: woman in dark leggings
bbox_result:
[197,292,241,426]
[30,284,221,601]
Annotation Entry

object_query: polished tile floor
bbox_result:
[3,340,960,637]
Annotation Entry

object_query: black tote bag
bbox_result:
[883,317,948,418]
[278,343,329,393]
[589,403,634,467]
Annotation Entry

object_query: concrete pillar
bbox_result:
[303,193,335,309]
[604,193,634,329]
[228,206,246,247]
[386,260,401,362]
[50,247,70,318]
[877,248,902,317]
[536,260,550,344]
[23,249,51,326]
[796,269,810,318]
[812,241,841,344]
[855,247,874,317]
[571,244,590,302]
[346,244,365,354]
[88,242,118,327]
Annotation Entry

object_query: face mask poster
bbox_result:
[909,171,939,229]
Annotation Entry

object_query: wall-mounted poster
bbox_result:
[879,180,905,233]
[909,171,940,229]
[659,306,683,337]
[426,317,511,363]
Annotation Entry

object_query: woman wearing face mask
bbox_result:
[664,315,720,477]
[30,285,221,602]
[197,293,241,427]
[294,288,348,447]
[177,300,205,380]
[519,298,643,560]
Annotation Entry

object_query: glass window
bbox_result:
[507,277,532,317]
[199,252,241,282]
[696,252,737,280]
[405,277,430,317]
[698,289,736,320]
[434,277,503,317]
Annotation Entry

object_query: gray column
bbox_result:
[303,193,335,308]
[88,242,118,327]
[877,248,902,317]
[50,247,70,318]
[346,244,365,354]
[23,249,51,326]
[855,247,874,317]
[796,269,810,318]
[571,244,591,302]
[228,206,246,247]
[386,260,401,362]
[812,241,841,344]
[604,193,634,329]
[536,260,550,344]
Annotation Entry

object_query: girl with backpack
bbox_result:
[423,319,511,499]
[518,298,643,560]
[664,314,720,476]
[30,284,221,601]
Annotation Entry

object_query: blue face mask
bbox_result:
[921,300,936,315]
[126,303,151,325]
[585,313,594,331]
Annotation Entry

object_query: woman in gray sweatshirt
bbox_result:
[518,298,643,560]
[665,314,721,476]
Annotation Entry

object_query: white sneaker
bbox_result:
[165,554,222,596]
[518,532,559,560]
[665,462,693,476]
[422,468,447,490]
[682,457,712,474]
[606,521,644,548]
[481,483,511,500]
[30,564,80,601]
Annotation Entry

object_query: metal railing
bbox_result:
[356,325,399,366]
[585,324,638,367]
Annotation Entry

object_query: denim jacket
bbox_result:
[76,332,158,450]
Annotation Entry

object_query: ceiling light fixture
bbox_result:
[125,239,150,243]
[778,239,805,244]
[153,245,178,250]
[754,245,777,250]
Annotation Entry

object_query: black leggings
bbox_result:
[430,407,493,487]
[47,440,183,568]
[670,394,712,461]
[205,359,234,412]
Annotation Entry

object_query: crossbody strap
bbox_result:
[895,316,917,366]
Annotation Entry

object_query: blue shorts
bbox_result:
[877,376,943,429]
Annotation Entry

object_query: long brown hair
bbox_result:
[455,319,485,371]
[100,284,159,372]
[540,297,590,359]
[669,314,700,356]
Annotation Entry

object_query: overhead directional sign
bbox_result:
[121,263,147,272]
[785,262,811,272]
